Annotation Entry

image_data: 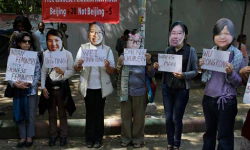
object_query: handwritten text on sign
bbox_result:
[81,49,106,66]
[43,51,67,68]
[158,54,182,72]
[42,0,120,23]
[201,49,230,73]
[6,48,37,83]
[123,49,146,66]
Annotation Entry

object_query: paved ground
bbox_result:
[0,131,244,150]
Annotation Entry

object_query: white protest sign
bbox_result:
[123,48,146,66]
[158,54,182,72]
[43,51,67,68]
[81,48,106,67]
[6,48,37,83]
[201,49,230,73]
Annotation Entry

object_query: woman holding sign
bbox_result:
[8,31,40,148]
[74,22,115,148]
[199,18,244,150]
[154,21,198,150]
[40,29,75,147]
[116,31,155,148]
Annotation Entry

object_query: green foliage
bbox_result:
[0,0,41,14]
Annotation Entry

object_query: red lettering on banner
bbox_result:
[42,0,120,23]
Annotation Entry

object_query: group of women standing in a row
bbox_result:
[7,15,249,150]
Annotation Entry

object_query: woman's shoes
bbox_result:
[120,142,129,147]
[86,141,93,148]
[49,137,57,146]
[133,143,142,148]
[16,140,26,148]
[167,145,173,150]
[25,137,33,147]
[60,137,67,146]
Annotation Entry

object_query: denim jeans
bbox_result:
[202,95,238,150]
[162,84,189,147]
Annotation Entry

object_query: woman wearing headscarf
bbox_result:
[154,21,198,150]
[74,22,115,148]
[199,18,244,150]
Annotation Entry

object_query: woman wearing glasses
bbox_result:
[74,22,115,148]
[116,31,155,148]
[8,32,41,148]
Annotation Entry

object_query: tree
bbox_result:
[0,0,41,14]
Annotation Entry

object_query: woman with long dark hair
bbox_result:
[154,21,198,150]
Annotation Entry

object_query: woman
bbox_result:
[239,66,250,150]
[9,15,41,53]
[116,31,155,148]
[74,22,115,148]
[199,18,244,150]
[8,31,40,148]
[39,29,75,146]
[236,34,248,66]
[154,21,198,150]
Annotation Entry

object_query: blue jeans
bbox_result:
[202,95,238,150]
[162,84,189,147]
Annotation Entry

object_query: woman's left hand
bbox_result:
[173,72,184,79]
[146,53,151,64]
[104,60,110,68]
[225,62,234,75]
[54,67,64,75]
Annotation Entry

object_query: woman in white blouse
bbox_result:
[74,22,115,148]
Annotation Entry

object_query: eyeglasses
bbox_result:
[22,40,31,44]
[127,39,141,44]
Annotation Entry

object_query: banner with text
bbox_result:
[123,48,146,66]
[6,48,37,83]
[81,48,106,66]
[43,51,67,68]
[201,49,230,73]
[42,0,120,23]
[158,54,182,72]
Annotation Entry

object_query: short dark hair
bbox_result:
[15,31,32,49]
[169,21,185,34]
[13,15,32,32]
[46,29,62,40]
[88,22,105,35]
[213,18,234,42]
[237,34,247,42]
[123,29,130,36]
[60,23,67,28]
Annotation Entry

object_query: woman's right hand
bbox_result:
[117,57,123,66]
[153,62,159,69]
[198,58,204,68]
[77,59,84,67]
[42,88,49,99]
[14,81,29,89]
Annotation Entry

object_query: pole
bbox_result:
[138,0,147,49]
[238,0,248,50]
[168,0,173,46]
[26,0,29,18]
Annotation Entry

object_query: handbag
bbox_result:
[243,77,250,104]
[145,74,156,103]
[242,109,250,140]
[4,83,14,98]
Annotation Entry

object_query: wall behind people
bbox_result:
[65,0,250,61]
